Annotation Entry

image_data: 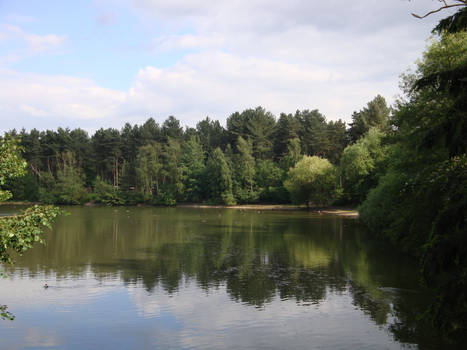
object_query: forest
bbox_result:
[1,3,466,343]
[2,97,389,207]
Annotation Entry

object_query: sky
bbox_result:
[0,0,457,133]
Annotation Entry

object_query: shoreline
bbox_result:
[0,201,41,206]
[0,201,358,217]
[178,204,359,217]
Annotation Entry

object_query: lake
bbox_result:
[0,206,445,349]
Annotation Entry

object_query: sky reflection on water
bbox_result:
[0,207,438,349]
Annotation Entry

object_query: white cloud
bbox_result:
[1,271,401,349]
[131,0,215,19]
[0,48,399,133]
[24,32,66,53]
[0,69,125,131]
[152,33,226,52]
[1,0,459,132]
[0,24,66,54]
[124,51,384,123]
[0,268,122,307]
[126,282,401,349]
[129,0,453,34]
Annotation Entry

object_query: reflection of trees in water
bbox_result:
[349,281,392,325]
[0,304,14,320]
[4,207,440,345]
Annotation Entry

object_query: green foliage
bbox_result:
[326,120,349,164]
[4,107,359,206]
[348,95,390,143]
[38,172,58,204]
[233,136,257,203]
[196,117,225,153]
[92,178,125,205]
[280,138,302,171]
[205,148,236,205]
[406,31,467,158]
[3,110,362,206]
[91,128,122,186]
[358,166,408,243]
[54,152,88,205]
[162,116,183,141]
[4,172,40,201]
[55,171,87,205]
[120,191,145,206]
[0,205,61,264]
[0,137,61,295]
[273,113,301,159]
[360,29,467,337]
[340,128,388,203]
[226,107,275,159]
[284,156,338,206]
[119,124,143,191]
[433,6,467,34]
[0,137,26,202]
[181,136,206,202]
[255,160,288,202]
[160,137,184,204]
[297,109,328,156]
[361,154,467,337]
[135,143,163,198]
[420,155,467,337]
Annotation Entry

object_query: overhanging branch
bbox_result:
[412,0,467,19]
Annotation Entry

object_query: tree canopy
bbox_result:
[2,104,352,206]
[348,95,390,143]
[284,156,338,207]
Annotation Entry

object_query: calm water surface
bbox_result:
[0,206,445,349]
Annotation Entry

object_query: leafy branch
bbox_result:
[0,205,62,265]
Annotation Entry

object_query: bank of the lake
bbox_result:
[1,201,359,218]
[178,204,359,217]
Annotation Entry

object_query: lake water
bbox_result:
[0,206,446,349]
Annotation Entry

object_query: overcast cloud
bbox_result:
[0,0,457,133]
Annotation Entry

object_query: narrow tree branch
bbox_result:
[412,3,465,19]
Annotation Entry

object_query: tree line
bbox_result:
[2,98,390,207]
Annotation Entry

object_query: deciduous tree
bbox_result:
[285,156,338,207]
